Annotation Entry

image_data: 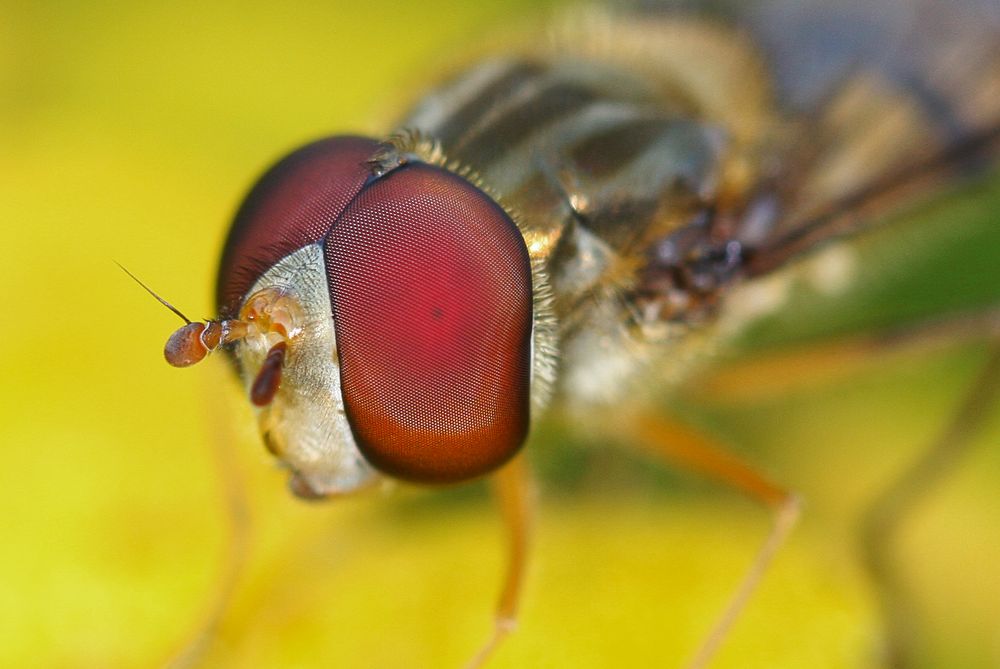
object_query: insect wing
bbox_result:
[720,0,1000,265]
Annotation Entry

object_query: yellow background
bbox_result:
[3,2,999,668]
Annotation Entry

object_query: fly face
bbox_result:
[168,134,555,497]
[231,247,378,498]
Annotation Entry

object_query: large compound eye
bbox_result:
[325,164,533,483]
[216,135,380,318]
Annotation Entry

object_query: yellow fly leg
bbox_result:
[162,381,253,669]
[599,413,800,669]
[687,306,1000,668]
[859,343,1000,669]
[693,306,1000,403]
[464,453,535,669]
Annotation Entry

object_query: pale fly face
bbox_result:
[164,135,556,497]
[231,244,377,498]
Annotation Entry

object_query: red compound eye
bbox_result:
[216,135,380,318]
[325,163,533,483]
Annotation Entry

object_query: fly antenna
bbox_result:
[115,261,192,324]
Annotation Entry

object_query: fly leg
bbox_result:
[692,306,1000,402]
[688,305,1000,668]
[463,453,535,669]
[618,414,801,669]
[859,343,1000,669]
[162,394,253,669]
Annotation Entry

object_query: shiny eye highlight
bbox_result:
[325,163,533,483]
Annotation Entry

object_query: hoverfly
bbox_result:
[147,1,1000,667]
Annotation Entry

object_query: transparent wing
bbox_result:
[717,0,1000,269]
[634,0,1000,271]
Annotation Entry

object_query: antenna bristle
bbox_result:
[115,261,192,324]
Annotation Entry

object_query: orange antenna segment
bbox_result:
[250,341,287,406]
[163,319,251,367]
